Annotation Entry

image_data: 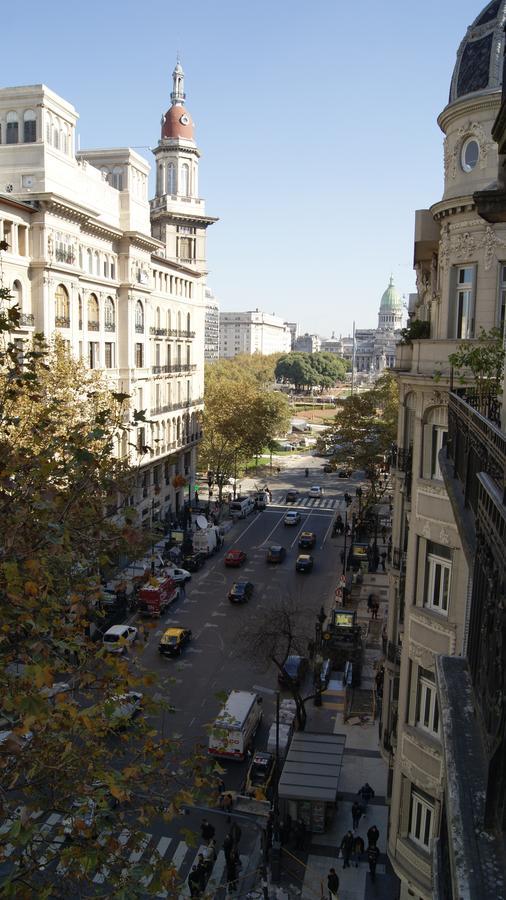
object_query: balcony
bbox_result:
[135,324,144,334]
[55,247,75,265]
[447,390,505,514]
[394,338,464,379]
[104,322,116,333]
[88,320,99,332]
[390,444,413,500]
[150,327,168,336]
[18,313,34,327]
[55,316,70,329]
[178,330,196,339]
[151,364,197,375]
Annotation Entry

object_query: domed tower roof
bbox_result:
[380,275,402,312]
[449,0,506,105]
[161,59,195,141]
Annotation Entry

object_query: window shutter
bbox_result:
[422,424,433,479]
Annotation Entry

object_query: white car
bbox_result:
[284,510,301,526]
[102,624,137,654]
[105,691,143,726]
[308,485,323,498]
[163,566,191,585]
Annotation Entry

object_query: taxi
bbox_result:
[244,751,275,800]
[158,627,192,657]
[296,553,314,573]
[298,531,316,549]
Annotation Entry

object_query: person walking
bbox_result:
[196,854,207,892]
[358,782,375,813]
[367,843,380,882]
[367,824,380,848]
[223,792,233,823]
[340,830,354,869]
[203,839,217,874]
[327,867,340,899]
[188,865,201,897]
[223,832,233,863]
[351,834,365,868]
[351,800,363,830]
[200,818,215,843]
[371,597,379,619]
[380,550,387,571]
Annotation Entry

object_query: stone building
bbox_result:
[219,309,291,358]
[293,332,321,353]
[380,4,506,898]
[0,61,214,524]
[204,287,219,361]
[354,276,404,375]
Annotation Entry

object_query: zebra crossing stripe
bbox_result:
[93,827,130,884]
[178,844,207,897]
[170,840,189,871]
[140,836,173,888]
[205,849,227,894]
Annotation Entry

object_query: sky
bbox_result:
[3,0,487,335]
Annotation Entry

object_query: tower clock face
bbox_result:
[180,114,190,126]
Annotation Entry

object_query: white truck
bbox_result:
[208,690,263,761]
[193,525,220,556]
[229,497,255,519]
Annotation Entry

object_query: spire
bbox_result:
[171,58,186,106]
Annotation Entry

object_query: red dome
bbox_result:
[162,106,194,140]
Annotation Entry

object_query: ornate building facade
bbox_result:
[380,4,506,898]
[353,276,404,375]
[0,62,214,524]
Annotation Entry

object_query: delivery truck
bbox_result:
[208,690,263,760]
[193,525,220,557]
[138,575,178,617]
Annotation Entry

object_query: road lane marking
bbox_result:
[229,513,266,547]
[322,515,335,548]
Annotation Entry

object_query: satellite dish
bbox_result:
[196,515,208,530]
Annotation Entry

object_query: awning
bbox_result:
[278,732,346,803]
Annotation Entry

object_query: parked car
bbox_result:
[244,751,275,799]
[337,467,353,478]
[266,545,286,563]
[182,552,206,572]
[158,627,192,656]
[278,655,308,687]
[102,625,137,654]
[308,485,323,498]
[225,549,247,567]
[298,531,316,549]
[285,490,299,503]
[295,553,314,573]
[228,581,254,604]
[322,463,334,473]
[284,510,301,526]
[163,566,191,585]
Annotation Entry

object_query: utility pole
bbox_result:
[351,320,356,396]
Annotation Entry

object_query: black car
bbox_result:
[228,581,254,603]
[278,655,309,687]
[285,490,299,503]
[182,552,206,572]
[266,545,286,563]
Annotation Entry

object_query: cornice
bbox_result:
[431,196,476,220]
[438,93,501,133]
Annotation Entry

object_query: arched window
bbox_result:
[88,294,99,330]
[78,246,83,269]
[60,129,67,154]
[111,167,123,190]
[177,310,182,333]
[87,249,93,273]
[46,114,52,144]
[53,119,59,149]
[12,280,22,309]
[167,163,175,194]
[167,310,171,332]
[78,294,83,330]
[187,312,191,333]
[103,257,109,278]
[157,164,164,194]
[180,163,189,197]
[156,306,161,329]
[6,112,19,144]
[23,110,36,143]
[104,297,115,331]
[55,284,70,326]
[135,300,144,332]
[94,251,100,276]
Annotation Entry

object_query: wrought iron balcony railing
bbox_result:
[447,391,506,512]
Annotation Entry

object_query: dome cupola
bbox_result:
[449,1,506,105]
[161,59,195,141]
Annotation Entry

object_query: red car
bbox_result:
[224,549,247,567]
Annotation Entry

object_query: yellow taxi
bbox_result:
[158,627,192,657]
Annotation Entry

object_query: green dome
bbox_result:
[380,275,402,312]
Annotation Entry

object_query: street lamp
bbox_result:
[253,684,281,881]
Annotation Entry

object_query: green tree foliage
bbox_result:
[0,297,212,896]
[324,372,399,489]
[275,352,348,391]
[200,357,290,498]
[448,326,505,400]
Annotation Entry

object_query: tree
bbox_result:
[323,372,399,493]
[200,360,290,500]
[275,352,348,392]
[0,299,214,896]
[448,326,505,403]
[237,597,318,730]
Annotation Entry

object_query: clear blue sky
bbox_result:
[4,0,485,335]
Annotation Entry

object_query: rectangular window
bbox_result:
[6,121,18,144]
[104,342,114,368]
[431,426,447,480]
[88,342,99,369]
[416,671,440,735]
[135,343,144,368]
[454,265,475,338]
[409,790,434,851]
[23,120,36,143]
[425,546,451,614]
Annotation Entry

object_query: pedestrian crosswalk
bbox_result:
[271,495,342,511]
[2,811,251,898]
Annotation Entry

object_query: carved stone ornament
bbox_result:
[439,527,450,546]
[454,231,476,259]
[422,521,432,539]
[409,641,435,671]
[399,756,442,795]
[447,121,495,179]
[439,225,451,271]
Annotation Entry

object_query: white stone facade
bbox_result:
[0,76,213,524]
[204,288,219,361]
[219,309,291,358]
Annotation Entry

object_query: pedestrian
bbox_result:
[358,782,375,813]
[351,800,363,830]
[226,859,238,892]
[196,854,207,892]
[351,834,365,868]
[230,821,242,848]
[223,832,233,862]
[194,489,199,507]
[375,668,384,699]
[380,551,387,571]
[371,597,379,619]
[381,526,387,543]
[305,468,309,477]
[387,536,392,563]
[188,865,201,897]
[367,843,380,882]
[203,839,217,873]
[200,818,215,843]
[340,830,354,868]
[367,824,379,848]
[367,593,375,612]
[223,792,233,823]
[327,867,340,900]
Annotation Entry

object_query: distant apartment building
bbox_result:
[284,321,299,349]
[293,332,321,353]
[320,333,341,353]
[219,309,291,358]
[204,288,219,361]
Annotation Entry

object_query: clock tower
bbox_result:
[150,60,217,274]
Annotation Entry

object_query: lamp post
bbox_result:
[253,684,281,881]
[233,447,239,501]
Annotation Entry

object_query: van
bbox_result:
[208,690,263,760]
[229,497,255,519]
[252,491,269,510]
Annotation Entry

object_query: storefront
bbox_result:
[278,732,346,833]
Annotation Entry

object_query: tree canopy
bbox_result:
[275,352,348,391]
[0,297,213,896]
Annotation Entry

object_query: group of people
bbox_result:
[327,782,381,897]
[187,818,243,897]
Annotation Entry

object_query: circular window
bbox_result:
[461,138,480,173]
